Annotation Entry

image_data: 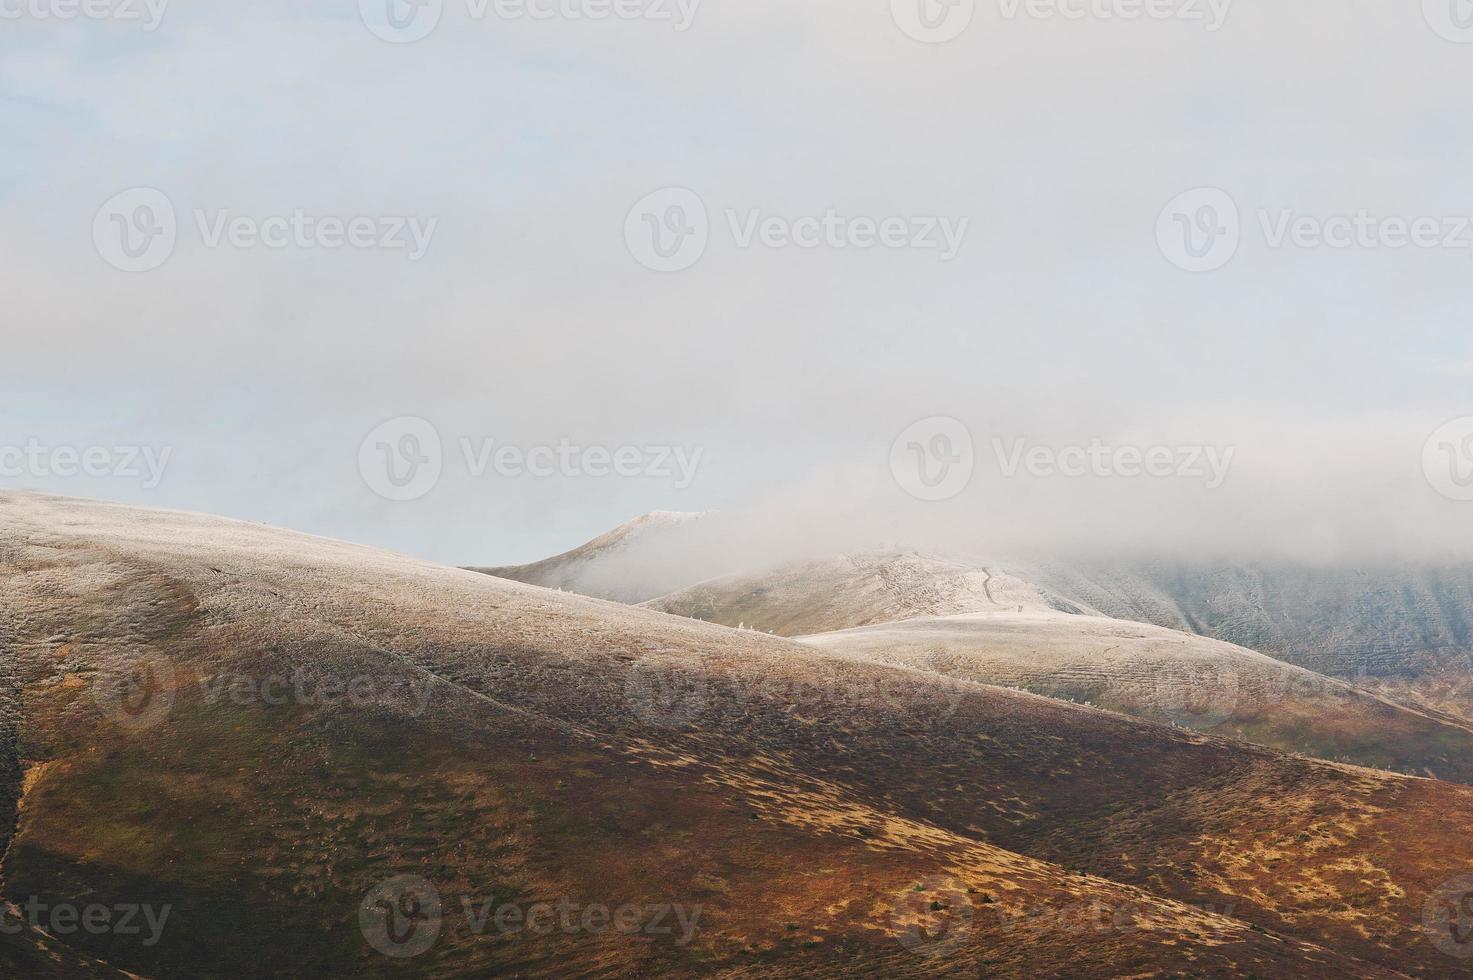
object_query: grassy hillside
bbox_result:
[4,494,1472,977]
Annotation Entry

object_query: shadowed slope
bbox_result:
[1011,559,1473,681]
[804,611,1473,781]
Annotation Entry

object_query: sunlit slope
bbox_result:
[1,494,1470,976]
[642,553,1096,636]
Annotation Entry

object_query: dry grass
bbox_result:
[1,492,1468,977]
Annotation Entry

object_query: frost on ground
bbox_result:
[1,492,1471,978]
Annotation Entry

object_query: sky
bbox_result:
[3,0,1473,566]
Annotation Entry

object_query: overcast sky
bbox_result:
[4,1,1472,565]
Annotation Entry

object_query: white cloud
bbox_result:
[2,1,1471,562]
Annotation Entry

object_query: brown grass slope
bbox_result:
[0,494,1469,977]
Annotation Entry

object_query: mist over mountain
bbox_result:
[487,508,1473,693]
